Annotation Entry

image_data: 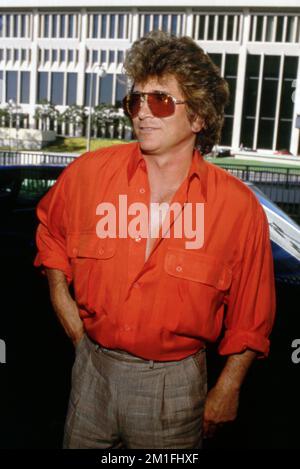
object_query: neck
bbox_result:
[142,144,195,190]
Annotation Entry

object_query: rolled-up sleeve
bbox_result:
[34,169,72,283]
[219,199,276,358]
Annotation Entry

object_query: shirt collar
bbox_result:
[127,142,146,183]
[127,143,208,202]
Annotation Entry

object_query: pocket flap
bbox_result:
[67,233,116,259]
[164,248,232,291]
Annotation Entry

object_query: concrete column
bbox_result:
[77,9,88,106]
[29,9,39,129]
[231,9,251,150]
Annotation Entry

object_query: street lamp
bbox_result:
[86,63,106,152]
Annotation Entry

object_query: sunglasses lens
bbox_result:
[123,93,176,118]
[148,93,175,117]
[123,94,140,118]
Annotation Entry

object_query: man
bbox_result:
[34,31,276,449]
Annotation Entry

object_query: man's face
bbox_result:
[132,75,202,157]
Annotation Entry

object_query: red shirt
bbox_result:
[34,142,276,361]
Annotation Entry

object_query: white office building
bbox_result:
[0,1,299,154]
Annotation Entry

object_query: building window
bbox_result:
[37,72,48,102]
[6,71,18,102]
[116,74,127,106]
[223,54,238,146]
[44,49,50,62]
[7,49,11,61]
[109,14,116,39]
[60,50,66,63]
[14,49,19,62]
[118,14,125,38]
[101,50,107,64]
[241,55,260,148]
[139,13,184,37]
[109,50,115,64]
[0,50,3,61]
[250,14,300,43]
[44,14,49,38]
[117,50,124,65]
[193,14,241,42]
[0,71,3,102]
[52,14,58,38]
[101,15,107,38]
[67,73,77,105]
[277,56,299,150]
[6,15,11,37]
[89,13,129,39]
[84,72,97,107]
[51,72,64,105]
[92,14,99,38]
[68,49,74,63]
[21,14,26,38]
[0,16,3,38]
[52,50,58,62]
[60,14,66,38]
[20,71,30,104]
[13,14,18,37]
[257,55,281,149]
[21,49,26,62]
[99,74,113,105]
[68,14,75,38]
[92,50,98,64]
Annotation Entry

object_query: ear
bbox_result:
[191,115,204,134]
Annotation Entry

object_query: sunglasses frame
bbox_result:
[123,91,186,118]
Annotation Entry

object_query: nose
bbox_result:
[137,94,153,119]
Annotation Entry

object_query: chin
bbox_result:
[138,141,160,154]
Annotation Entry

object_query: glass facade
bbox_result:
[241,54,299,150]
[0,13,30,38]
[99,74,113,105]
[115,74,128,107]
[0,7,298,153]
[0,71,3,103]
[37,72,48,102]
[20,71,30,104]
[67,73,77,106]
[277,57,299,150]
[6,71,18,102]
[84,73,97,107]
[51,73,64,105]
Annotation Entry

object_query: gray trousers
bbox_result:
[63,334,207,449]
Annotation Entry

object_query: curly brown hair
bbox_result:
[123,31,230,154]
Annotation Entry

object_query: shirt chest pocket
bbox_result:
[67,233,116,309]
[163,248,232,334]
[164,248,232,290]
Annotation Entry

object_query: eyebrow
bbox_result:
[133,89,169,94]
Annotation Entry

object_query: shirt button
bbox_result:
[176,265,183,272]
[99,247,104,255]
[133,282,140,288]
[135,235,142,242]
[72,248,78,255]
[139,187,145,194]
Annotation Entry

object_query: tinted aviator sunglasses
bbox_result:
[122,91,186,118]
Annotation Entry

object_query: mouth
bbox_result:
[139,127,159,132]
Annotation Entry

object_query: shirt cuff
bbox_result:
[218,329,270,358]
[34,252,72,284]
